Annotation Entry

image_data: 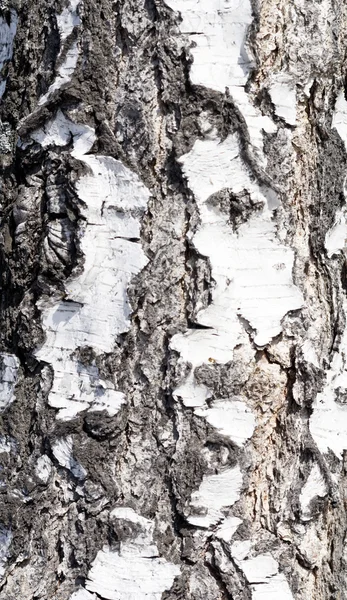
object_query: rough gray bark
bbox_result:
[0,0,346,599]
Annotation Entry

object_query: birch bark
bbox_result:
[0,1,346,599]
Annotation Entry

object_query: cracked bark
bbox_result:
[0,0,346,599]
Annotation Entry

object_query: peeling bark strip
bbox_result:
[0,0,346,598]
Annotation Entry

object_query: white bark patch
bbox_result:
[215,516,242,542]
[52,436,87,479]
[0,436,12,454]
[0,9,17,101]
[164,0,253,91]
[171,365,212,408]
[57,0,81,42]
[230,539,252,561]
[110,507,159,557]
[195,398,255,446]
[300,464,327,522]
[0,353,20,411]
[0,526,12,581]
[164,0,275,159]
[310,394,347,458]
[332,89,347,149]
[70,591,97,600]
[251,573,294,600]
[310,306,347,458]
[176,133,274,209]
[186,466,243,528]
[32,110,149,420]
[193,211,303,347]
[84,509,180,600]
[38,42,79,106]
[240,553,279,583]
[38,1,81,106]
[269,74,297,126]
[110,506,152,523]
[37,339,126,420]
[35,455,53,484]
[85,547,180,600]
[329,93,347,257]
[301,339,320,369]
[311,395,347,459]
[31,110,96,151]
[325,209,347,257]
[232,550,294,600]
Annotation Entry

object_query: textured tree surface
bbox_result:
[0,0,347,598]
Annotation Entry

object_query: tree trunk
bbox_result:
[0,0,346,598]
